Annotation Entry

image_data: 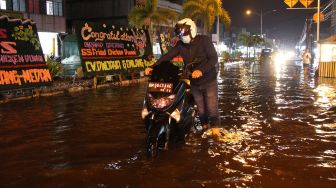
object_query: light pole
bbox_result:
[246,9,277,38]
[317,0,321,63]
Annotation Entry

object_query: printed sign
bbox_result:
[0,16,52,91]
[75,22,155,76]
[320,43,336,62]
[283,0,299,8]
[299,0,313,8]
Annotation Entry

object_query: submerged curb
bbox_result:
[0,77,148,104]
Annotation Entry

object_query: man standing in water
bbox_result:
[145,18,222,138]
[302,48,312,75]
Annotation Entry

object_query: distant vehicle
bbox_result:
[260,48,272,63]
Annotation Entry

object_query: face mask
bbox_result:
[181,35,191,44]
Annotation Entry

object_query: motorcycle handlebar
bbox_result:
[181,58,201,78]
[147,58,201,78]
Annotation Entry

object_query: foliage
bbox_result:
[221,51,243,63]
[128,0,178,29]
[238,34,265,48]
[46,56,63,79]
[237,33,252,58]
[238,33,266,59]
[11,25,41,50]
[75,67,84,78]
[232,51,242,59]
[222,51,230,62]
[238,33,252,47]
[251,35,265,48]
[183,0,231,34]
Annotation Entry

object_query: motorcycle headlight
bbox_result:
[148,94,176,109]
[170,108,181,122]
[141,107,149,119]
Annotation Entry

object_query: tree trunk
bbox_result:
[253,46,256,59]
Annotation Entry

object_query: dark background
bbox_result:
[222,0,319,46]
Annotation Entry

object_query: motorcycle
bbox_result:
[141,60,198,158]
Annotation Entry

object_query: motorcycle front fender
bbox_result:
[147,122,170,150]
[147,123,166,138]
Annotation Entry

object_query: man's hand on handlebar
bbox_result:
[145,67,153,75]
[192,70,203,78]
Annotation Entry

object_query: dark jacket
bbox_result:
[156,35,218,86]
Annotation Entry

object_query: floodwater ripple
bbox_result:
[0,62,335,187]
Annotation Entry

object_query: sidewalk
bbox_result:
[0,77,148,104]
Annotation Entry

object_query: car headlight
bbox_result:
[148,93,176,109]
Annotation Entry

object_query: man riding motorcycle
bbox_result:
[145,18,222,138]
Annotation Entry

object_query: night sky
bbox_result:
[222,0,320,47]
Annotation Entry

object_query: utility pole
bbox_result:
[246,9,277,38]
[260,9,263,37]
[217,14,220,44]
[285,0,321,63]
[305,18,312,51]
[317,0,321,63]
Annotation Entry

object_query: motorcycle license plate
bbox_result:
[148,82,173,93]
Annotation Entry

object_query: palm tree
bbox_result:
[250,35,265,58]
[128,0,178,30]
[238,34,266,61]
[182,0,231,34]
[238,33,253,58]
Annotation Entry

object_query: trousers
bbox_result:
[190,79,220,127]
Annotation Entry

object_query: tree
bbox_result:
[128,0,178,30]
[238,34,265,60]
[238,33,253,58]
[182,0,231,34]
[250,35,265,58]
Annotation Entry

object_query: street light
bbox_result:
[245,9,277,38]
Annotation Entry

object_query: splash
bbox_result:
[201,128,244,143]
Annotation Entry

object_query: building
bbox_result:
[0,0,66,56]
[66,0,134,31]
[66,0,182,32]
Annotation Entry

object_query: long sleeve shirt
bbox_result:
[156,35,218,86]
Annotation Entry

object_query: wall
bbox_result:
[25,13,66,33]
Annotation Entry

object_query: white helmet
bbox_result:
[175,18,197,43]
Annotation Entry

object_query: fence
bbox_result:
[318,62,336,77]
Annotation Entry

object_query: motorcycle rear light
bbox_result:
[148,94,176,109]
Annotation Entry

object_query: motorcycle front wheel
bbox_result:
[146,124,166,159]
[146,136,159,159]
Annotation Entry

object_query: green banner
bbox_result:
[0,16,52,91]
[75,22,155,76]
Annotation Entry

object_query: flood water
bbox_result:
[0,61,335,188]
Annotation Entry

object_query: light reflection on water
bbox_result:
[211,61,336,187]
[0,61,335,187]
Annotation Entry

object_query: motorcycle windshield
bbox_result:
[147,61,185,111]
[150,61,180,88]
